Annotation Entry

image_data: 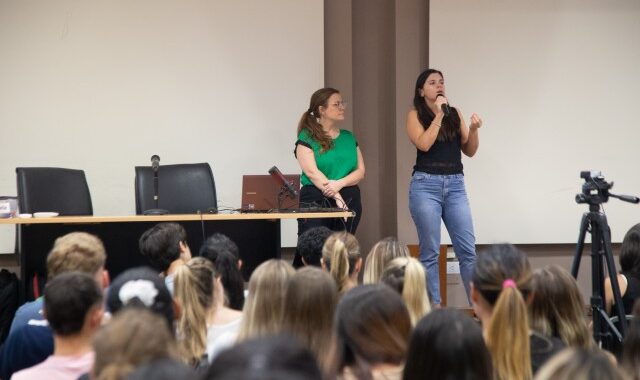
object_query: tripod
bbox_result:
[571,203,626,348]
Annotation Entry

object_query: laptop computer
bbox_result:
[241,174,300,212]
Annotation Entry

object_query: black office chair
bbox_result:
[16,167,93,215]
[134,163,217,214]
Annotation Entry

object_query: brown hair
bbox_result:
[46,232,106,279]
[93,308,179,380]
[297,87,340,152]
[322,232,361,294]
[173,257,217,365]
[363,237,409,284]
[237,259,295,341]
[282,267,338,374]
[530,265,591,349]
[472,244,533,380]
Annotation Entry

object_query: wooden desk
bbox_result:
[0,211,352,301]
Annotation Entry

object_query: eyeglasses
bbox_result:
[330,101,348,109]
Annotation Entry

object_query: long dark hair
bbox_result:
[620,223,640,274]
[297,88,340,152]
[199,234,245,310]
[403,309,494,380]
[413,69,460,142]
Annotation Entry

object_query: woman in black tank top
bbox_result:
[406,69,483,306]
[605,223,640,315]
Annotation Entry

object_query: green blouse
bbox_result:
[296,129,358,186]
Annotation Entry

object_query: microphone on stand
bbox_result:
[143,155,169,215]
[269,166,298,198]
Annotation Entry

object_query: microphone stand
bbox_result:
[143,167,169,215]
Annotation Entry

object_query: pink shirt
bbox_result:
[11,351,94,380]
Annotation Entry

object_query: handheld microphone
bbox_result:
[436,94,450,117]
[151,155,160,172]
[268,166,298,197]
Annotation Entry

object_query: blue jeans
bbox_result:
[409,172,476,305]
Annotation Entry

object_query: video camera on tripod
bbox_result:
[571,170,639,352]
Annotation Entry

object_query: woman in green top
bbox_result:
[294,88,365,267]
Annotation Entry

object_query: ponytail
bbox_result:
[329,238,350,294]
[296,88,340,152]
[380,257,430,326]
[486,281,532,380]
[174,258,216,366]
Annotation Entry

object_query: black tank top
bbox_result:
[413,108,463,175]
[615,272,640,315]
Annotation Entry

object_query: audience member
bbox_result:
[282,267,338,374]
[199,233,245,310]
[0,232,107,380]
[403,308,493,380]
[173,257,242,366]
[105,267,175,330]
[204,334,322,380]
[334,285,412,380]
[92,308,192,380]
[621,299,640,380]
[530,265,592,349]
[606,223,640,315]
[297,226,333,267]
[534,348,627,380]
[380,257,431,326]
[363,237,409,284]
[12,272,103,380]
[236,259,295,341]
[321,232,362,295]
[471,244,534,380]
[138,222,191,294]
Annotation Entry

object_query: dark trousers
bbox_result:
[293,185,362,267]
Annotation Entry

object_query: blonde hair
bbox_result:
[237,259,295,341]
[473,244,532,380]
[380,257,431,326]
[46,232,106,279]
[534,348,626,380]
[363,237,409,284]
[282,267,338,374]
[93,308,178,380]
[530,265,591,349]
[173,257,217,365]
[322,232,361,294]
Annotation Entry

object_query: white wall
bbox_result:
[0,0,324,252]
[429,0,640,244]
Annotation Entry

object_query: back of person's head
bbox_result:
[46,232,106,280]
[322,232,361,294]
[173,257,216,365]
[138,222,187,272]
[43,271,103,336]
[93,308,179,380]
[334,285,412,378]
[620,223,640,274]
[107,267,175,330]
[124,358,194,380]
[205,334,322,380]
[622,299,640,380]
[380,256,431,326]
[363,237,409,284]
[283,267,338,373]
[298,226,333,267]
[472,243,533,380]
[534,348,626,380]
[199,233,245,310]
[238,259,295,341]
[403,308,493,380]
[530,265,591,349]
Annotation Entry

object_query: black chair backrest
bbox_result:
[16,167,93,216]
[134,163,217,214]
